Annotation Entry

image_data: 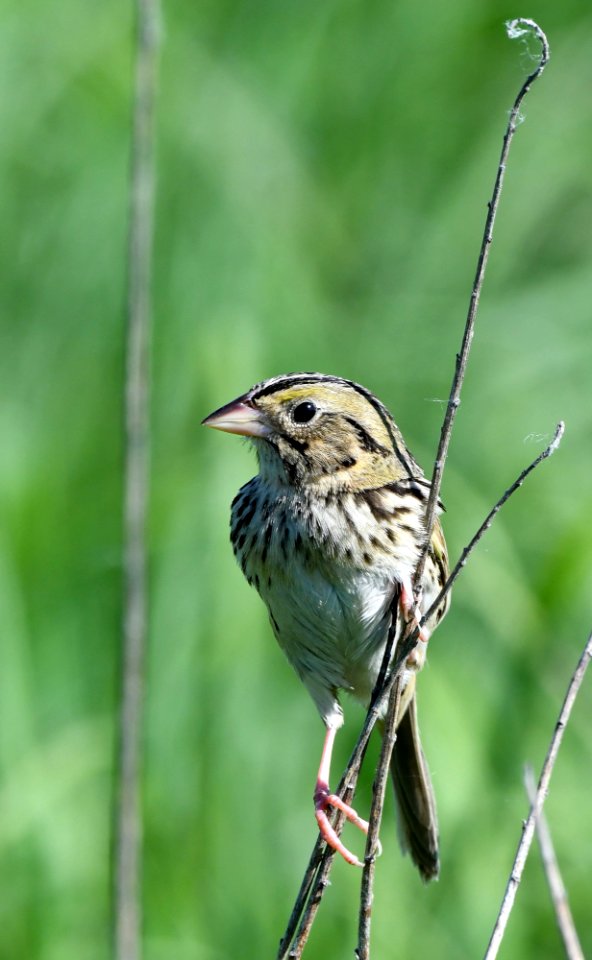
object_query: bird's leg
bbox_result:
[314,725,369,867]
[400,578,430,669]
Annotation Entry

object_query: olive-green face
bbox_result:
[259,380,392,437]
[204,372,416,489]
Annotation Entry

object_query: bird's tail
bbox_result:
[389,688,440,881]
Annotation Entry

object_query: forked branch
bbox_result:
[524,766,585,960]
[484,632,592,960]
[358,16,551,958]
[416,17,550,585]
[355,424,563,956]
[278,422,564,959]
[421,422,564,629]
[277,18,552,959]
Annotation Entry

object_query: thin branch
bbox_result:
[277,418,564,958]
[114,3,160,960]
[421,423,564,629]
[353,420,563,956]
[356,677,402,960]
[277,19,551,958]
[276,838,325,959]
[524,766,585,960]
[484,631,592,960]
[286,844,339,959]
[278,721,375,959]
[361,25,551,952]
[415,18,550,588]
[281,634,423,960]
[277,610,401,960]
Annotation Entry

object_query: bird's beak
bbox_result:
[202,397,271,438]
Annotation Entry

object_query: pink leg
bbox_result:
[400,578,430,669]
[314,726,368,867]
[400,578,430,643]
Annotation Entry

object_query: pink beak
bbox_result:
[202,398,271,438]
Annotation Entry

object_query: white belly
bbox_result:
[259,556,398,727]
[233,478,426,728]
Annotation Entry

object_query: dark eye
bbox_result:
[292,401,317,424]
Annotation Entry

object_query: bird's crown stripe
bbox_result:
[248,372,418,480]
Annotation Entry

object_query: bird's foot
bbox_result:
[400,581,430,668]
[314,781,379,867]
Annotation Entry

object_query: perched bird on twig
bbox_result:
[203,372,450,880]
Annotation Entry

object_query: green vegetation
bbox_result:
[1,1,591,957]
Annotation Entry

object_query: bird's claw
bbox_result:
[400,580,430,668]
[314,783,374,867]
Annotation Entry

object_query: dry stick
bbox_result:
[356,677,403,960]
[356,18,551,959]
[353,423,563,956]
[282,719,379,958]
[277,612,402,960]
[277,838,326,959]
[524,766,585,960]
[278,18,551,958]
[277,611,402,960]
[354,427,563,959]
[277,420,563,959]
[415,17,550,588]
[421,422,564,630]
[283,665,411,960]
[114,3,160,960]
[287,842,340,959]
[484,632,592,960]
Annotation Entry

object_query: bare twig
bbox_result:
[421,423,564,629]
[359,23,549,948]
[524,766,585,960]
[277,418,564,958]
[281,648,418,960]
[114,2,160,959]
[277,19,552,958]
[484,631,592,960]
[286,845,339,959]
[415,18,550,588]
[356,677,402,960]
[277,838,325,959]
[357,22,551,941]
[277,610,401,960]
[277,717,376,959]
[363,27,551,952]
[354,422,563,955]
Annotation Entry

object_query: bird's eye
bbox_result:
[291,401,317,424]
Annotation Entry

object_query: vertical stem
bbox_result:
[484,632,592,960]
[276,19,551,959]
[114,2,160,959]
[356,677,402,960]
[415,19,549,588]
[524,766,585,960]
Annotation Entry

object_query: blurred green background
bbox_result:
[1,0,591,957]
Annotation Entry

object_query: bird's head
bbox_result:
[203,372,419,491]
